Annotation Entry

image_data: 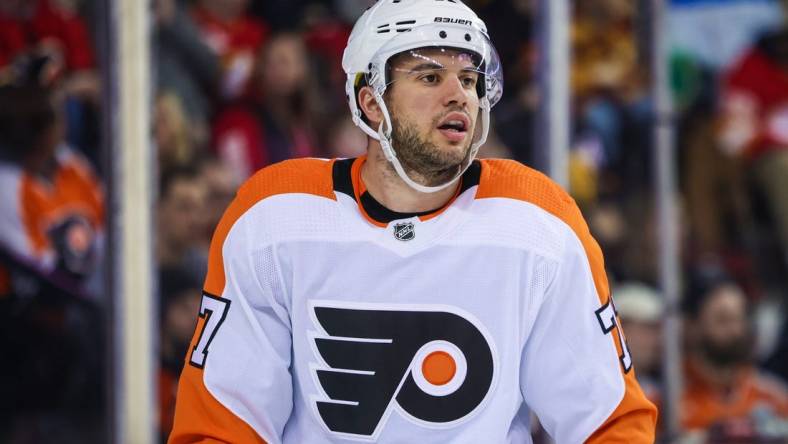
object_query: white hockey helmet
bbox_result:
[342,0,503,193]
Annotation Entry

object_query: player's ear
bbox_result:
[358,86,383,127]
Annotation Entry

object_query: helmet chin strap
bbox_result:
[373,93,491,194]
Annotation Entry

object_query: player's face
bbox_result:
[385,49,481,185]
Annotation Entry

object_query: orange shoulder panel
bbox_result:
[477,159,658,443]
[203,158,336,296]
[169,158,335,444]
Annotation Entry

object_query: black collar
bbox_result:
[332,157,481,224]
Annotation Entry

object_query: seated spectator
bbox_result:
[198,157,240,248]
[158,265,203,443]
[155,91,203,172]
[155,0,220,146]
[191,0,268,101]
[0,0,97,93]
[212,32,322,179]
[572,0,641,103]
[0,81,104,293]
[571,0,651,192]
[613,282,664,403]
[681,268,788,438]
[0,0,101,161]
[683,98,753,262]
[157,164,208,278]
[718,26,788,272]
[0,76,105,443]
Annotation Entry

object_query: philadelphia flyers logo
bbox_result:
[308,301,498,440]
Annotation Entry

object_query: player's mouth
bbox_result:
[436,112,470,143]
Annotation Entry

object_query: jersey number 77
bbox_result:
[595,298,633,373]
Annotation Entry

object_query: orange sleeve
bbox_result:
[477,159,658,443]
[168,159,335,444]
[567,197,658,442]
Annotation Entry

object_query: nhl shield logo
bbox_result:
[393,222,415,241]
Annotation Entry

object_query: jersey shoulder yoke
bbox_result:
[477,158,577,223]
[237,158,336,205]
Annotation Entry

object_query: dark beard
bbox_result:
[700,335,751,367]
[389,115,472,187]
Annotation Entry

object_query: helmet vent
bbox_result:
[395,19,416,32]
[376,23,391,33]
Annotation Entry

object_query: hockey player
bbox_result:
[169,1,658,442]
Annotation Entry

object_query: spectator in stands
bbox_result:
[0,0,98,97]
[681,268,788,438]
[157,164,208,279]
[212,32,322,179]
[198,157,240,248]
[158,265,202,443]
[683,98,753,263]
[0,81,104,292]
[0,0,102,161]
[0,75,105,443]
[155,91,203,172]
[571,0,650,193]
[718,24,788,272]
[613,282,664,403]
[191,0,268,101]
[155,0,220,146]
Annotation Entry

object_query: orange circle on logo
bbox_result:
[421,351,456,386]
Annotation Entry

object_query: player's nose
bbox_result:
[441,74,468,107]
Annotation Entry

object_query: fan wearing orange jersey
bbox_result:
[681,270,788,438]
[170,1,656,442]
[0,83,103,291]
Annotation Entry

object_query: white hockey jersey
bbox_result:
[169,157,657,443]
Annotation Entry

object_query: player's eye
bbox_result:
[419,73,440,84]
[460,74,478,88]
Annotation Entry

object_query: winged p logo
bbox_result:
[308,301,497,440]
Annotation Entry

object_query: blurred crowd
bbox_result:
[0,0,787,442]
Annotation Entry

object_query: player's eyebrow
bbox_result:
[406,62,445,73]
